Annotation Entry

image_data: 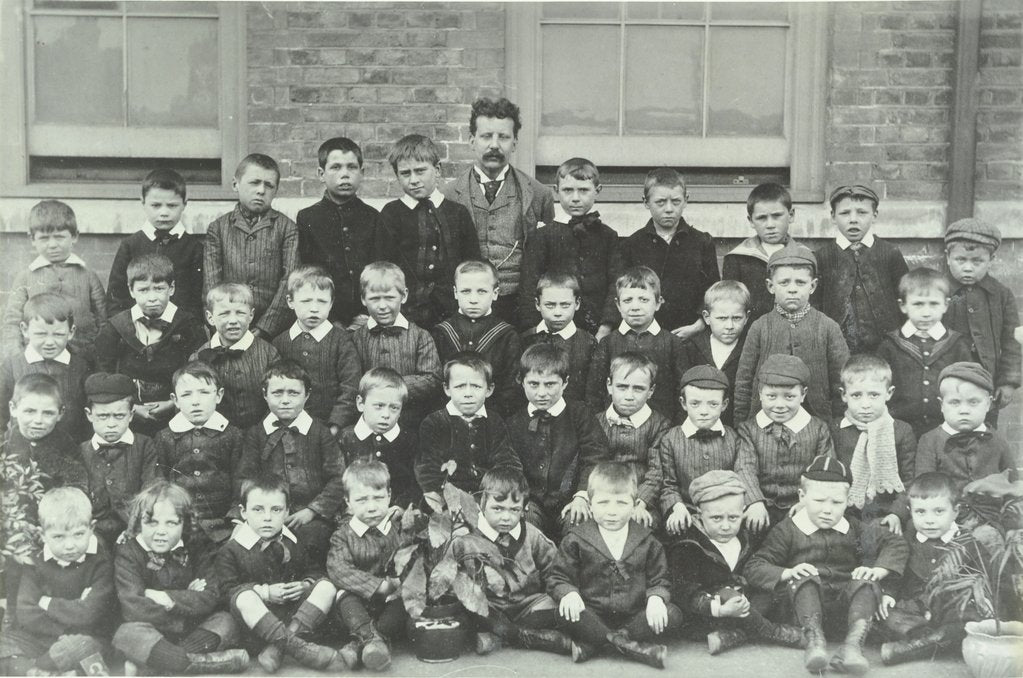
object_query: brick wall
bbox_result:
[976,0,1023,200]
[245,1,504,200]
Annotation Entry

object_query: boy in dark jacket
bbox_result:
[548,462,683,668]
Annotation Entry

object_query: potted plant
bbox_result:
[392,464,511,662]
[0,442,46,625]
[926,470,1023,678]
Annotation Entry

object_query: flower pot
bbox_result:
[412,602,466,663]
[962,620,1023,678]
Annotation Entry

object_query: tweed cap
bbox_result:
[758,354,811,387]
[767,242,817,274]
[829,184,880,208]
[680,365,729,391]
[944,218,1001,250]
[690,470,746,505]
[939,362,994,394]
[85,372,136,404]
[802,455,853,484]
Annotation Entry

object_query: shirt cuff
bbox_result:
[710,596,721,617]
[254,584,270,601]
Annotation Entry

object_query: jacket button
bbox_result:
[194,470,201,476]
[194,448,201,454]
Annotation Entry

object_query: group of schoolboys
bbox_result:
[1,110,1020,677]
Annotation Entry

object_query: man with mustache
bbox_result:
[443,98,555,326]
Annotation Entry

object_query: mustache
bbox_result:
[483,151,505,161]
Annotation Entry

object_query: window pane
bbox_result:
[627,2,706,21]
[542,2,619,20]
[34,15,123,124]
[710,2,789,22]
[127,17,219,127]
[623,26,703,135]
[707,27,786,136]
[541,26,619,135]
[31,0,120,9]
[125,1,218,14]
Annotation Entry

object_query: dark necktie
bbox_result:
[154,231,175,245]
[198,346,243,363]
[370,325,403,337]
[769,423,792,447]
[97,441,126,453]
[139,316,171,332]
[691,428,721,441]
[569,211,601,234]
[528,410,551,432]
[483,180,502,205]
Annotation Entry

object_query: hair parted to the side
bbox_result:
[479,467,529,508]
[21,292,74,328]
[240,473,290,508]
[387,134,441,173]
[616,266,662,299]
[444,352,494,386]
[907,472,959,504]
[287,265,335,298]
[455,259,499,287]
[262,359,312,393]
[841,353,893,388]
[235,153,280,182]
[703,280,750,313]
[11,372,62,408]
[745,182,792,217]
[28,200,78,237]
[587,461,638,499]
[470,97,522,137]
[171,360,222,391]
[358,366,409,402]
[556,157,600,187]
[536,271,581,300]
[342,459,391,494]
[127,252,175,287]
[898,267,950,300]
[609,351,657,387]
[642,168,687,200]
[360,261,407,295]
[518,342,570,381]
[38,486,92,531]
[125,480,193,538]
[205,282,254,312]
[142,168,187,201]
[317,137,364,169]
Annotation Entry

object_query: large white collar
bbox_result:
[681,418,725,438]
[350,515,392,537]
[618,319,661,336]
[210,330,254,351]
[756,407,812,434]
[528,398,567,418]
[168,410,229,433]
[25,345,71,365]
[792,508,850,535]
[916,523,959,543]
[537,320,577,340]
[474,164,509,185]
[91,430,135,449]
[134,533,185,552]
[141,222,186,241]
[353,417,401,442]
[900,321,946,340]
[836,232,875,249]
[477,513,521,542]
[605,404,652,428]
[43,534,98,565]
[288,320,333,342]
[262,410,313,436]
[941,421,987,435]
[399,189,445,210]
[366,314,410,330]
[232,522,297,550]
[29,253,87,271]
[447,401,488,419]
[131,302,177,324]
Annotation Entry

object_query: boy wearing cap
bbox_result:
[744,455,909,674]
[914,362,1020,494]
[943,218,1020,426]
[668,470,803,655]
[658,366,745,535]
[814,185,909,355]
[733,243,849,424]
[735,355,837,535]
[79,372,159,545]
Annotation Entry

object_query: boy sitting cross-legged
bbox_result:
[667,470,803,656]
[450,468,575,657]
[112,481,248,675]
[744,456,909,675]
[214,474,354,673]
[549,462,683,668]
[326,460,411,672]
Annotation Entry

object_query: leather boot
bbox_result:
[256,616,309,674]
[571,640,598,663]
[474,631,501,656]
[517,627,573,655]
[184,649,250,674]
[880,628,951,666]
[361,632,391,671]
[747,610,806,648]
[707,628,747,655]
[606,631,667,669]
[800,612,829,673]
[831,618,871,675]
[286,635,353,672]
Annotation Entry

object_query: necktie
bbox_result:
[198,346,243,363]
[369,325,403,337]
[272,420,299,432]
[769,422,792,447]
[528,410,551,432]
[483,180,502,205]
[569,211,601,234]
[139,316,171,332]
[154,231,175,245]
[947,430,991,456]
[691,428,721,441]
[97,441,126,452]
[850,242,863,252]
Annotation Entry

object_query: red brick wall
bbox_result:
[977,0,1023,200]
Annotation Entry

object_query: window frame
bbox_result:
[0,0,246,199]
[505,2,828,202]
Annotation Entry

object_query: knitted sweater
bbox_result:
[657,424,745,514]
[680,328,744,428]
[416,408,522,495]
[154,420,244,521]
[338,424,420,509]
[203,205,299,337]
[945,274,1022,389]
[520,325,596,405]
[272,323,361,428]
[192,335,280,429]
[326,515,407,600]
[586,326,687,421]
[733,307,850,422]
[106,230,205,319]
[548,521,671,616]
[432,313,522,417]
[667,528,755,616]
[0,350,90,440]
[517,218,624,332]
[597,407,672,509]
[296,195,381,326]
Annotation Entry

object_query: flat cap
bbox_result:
[767,242,817,274]
[690,470,747,505]
[802,455,853,484]
[680,365,729,391]
[829,184,880,208]
[85,372,136,404]
[944,218,1001,250]
[758,354,811,387]
[939,361,994,394]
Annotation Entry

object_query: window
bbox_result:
[506,2,827,201]
[1,0,245,197]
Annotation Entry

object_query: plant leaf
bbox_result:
[429,513,454,549]
[452,570,488,616]
[401,557,428,619]
[482,564,508,595]
[393,544,419,578]
[442,481,480,528]
[429,555,458,600]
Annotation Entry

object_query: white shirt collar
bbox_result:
[353,417,401,442]
[617,319,661,336]
[681,418,725,438]
[528,397,567,418]
[29,253,87,271]
[350,515,393,537]
[25,345,71,365]
[756,407,812,434]
[605,404,652,428]
[900,321,946,340]
[262,410,314,436]
[598,524,629,559]
[709,335,738,367]
[232,522,298,549]
[538,320,577,340]
[91,430,135,449]
[474,164,509,185]
[366,314,410,331]
[210,330,254,351]
[131,302,177,325]
[399,189,445,210]
[141,222,186,241]
[553,203,598,223]
[446,401,488,419]
[916,523,959,544]
[459,309,492,319]
[168,410,229,433]
[43,534,98,565]
[477,513,521,542]
[836,232,875,249]
[941,421,987,436]
[710,536,743,570]
[134,533,185,553]
[792,507,850,535]
[288,320,333,342]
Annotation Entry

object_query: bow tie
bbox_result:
[482,179,503,205]
[153,231,177,244]
[369,325,403,337]
[948,430,991,450]
[96,441,127,452]
[528,409,552,431]
[569,211,601,233]
[768,422,793,446]
[198,346,243,363]
[146,547,189,571]
[272,420,300,432]
[691,428,722,440]
[139,316,171,332]
[607,414,634,428]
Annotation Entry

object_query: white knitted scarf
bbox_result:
[848,411,904,509]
